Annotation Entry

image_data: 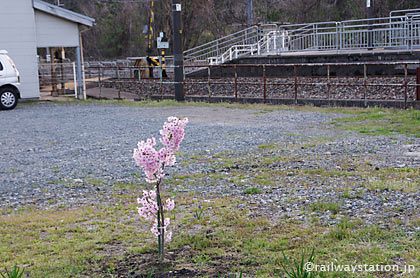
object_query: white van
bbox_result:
[0,50,20,110]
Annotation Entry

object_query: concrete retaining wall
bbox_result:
[189,50,420,78]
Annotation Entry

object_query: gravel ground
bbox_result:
[1,102,335,207]
[1,102,419,230]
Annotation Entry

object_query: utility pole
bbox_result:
[247,0,253,26]
[367,0,373,19]
[367,0,373,50]
[172,0,184,101]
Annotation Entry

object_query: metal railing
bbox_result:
[184,9,420,65]
[78,62,420,108]
[38,62,78,96]
[184,26,260,65]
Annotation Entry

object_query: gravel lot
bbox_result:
[0,102,333,207]
[1,102,419,228]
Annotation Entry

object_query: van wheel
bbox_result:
[0,87,18,110]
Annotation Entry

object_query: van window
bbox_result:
[0,62,3,71]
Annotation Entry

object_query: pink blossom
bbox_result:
[133,117,187,244]
[164,198,175,211]
[137,190,175,242]
[133,138,162,183]
[133,117,188,184]
[159,117,189,152]
[137,190,159,221]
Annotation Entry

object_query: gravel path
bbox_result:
[1,102,419,227]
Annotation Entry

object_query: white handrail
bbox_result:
[187,8,420,66]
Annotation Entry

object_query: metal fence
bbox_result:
[184,9,420,65]
[38,62,78,96]
[80,62,420,108]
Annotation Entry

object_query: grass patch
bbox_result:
[0,205,142,277]
[362,167,420,193]
[331,108,420,137]
[1,193,419,277]
[310,201,341,215]
[48,98,406,115]
[244,187,263,195]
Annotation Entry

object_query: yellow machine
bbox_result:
[133,57,160,79]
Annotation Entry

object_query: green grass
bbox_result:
[1,188,419,277]
[4,101,420,277]
[310,201,341,215]
[244,187,263,195]
[45,98,406,114]
[363,167,420,193]
[331,108,420,137]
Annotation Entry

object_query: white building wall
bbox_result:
[35,11,80,48]
[0,0,40,99]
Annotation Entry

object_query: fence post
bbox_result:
[234,65,238,101]
[294,65,298,105]
[364,64,367,107]
[273,32,277,54]
[60,62,65,94]
[404,64,408,109]
[98,66,102,100]
[263,65,267,103]
[208,66,211,100]
[335,23,339,51]
[406,19,410,50]
[76,46,83,99]
[411,20,414,51]
[116,64,122,100]
[50,48,58,97]
[327,65,331,104]
[72,62,77,98]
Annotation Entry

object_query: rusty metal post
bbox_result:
[417,67,420,101]
[263,65,267,103]
[60,62,65,94]
[294,65,298,104]
[50,48,58,97]
[207,66,211,100]
[234,65,238,101]
[327,65,331,104]
[116,65,122,100]
[404,64,408,109]
[98,66,102,100]
[363,64,368,107]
